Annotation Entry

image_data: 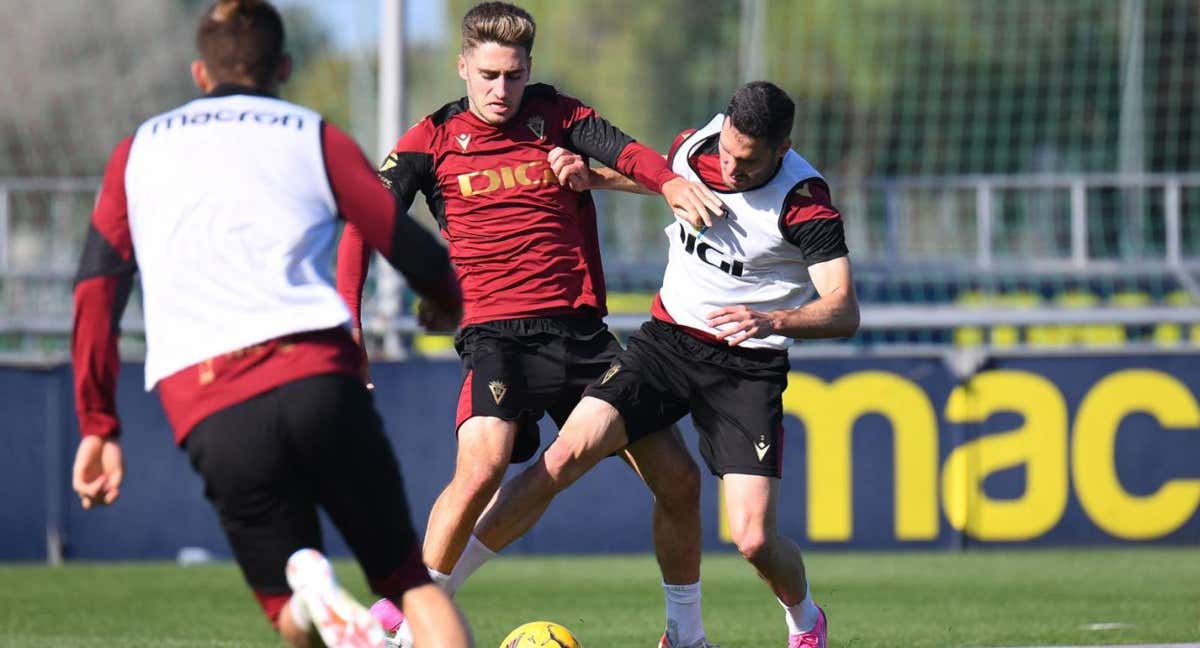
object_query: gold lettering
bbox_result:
[500,166,517,189]
[1073,369,1200,539]
[942,370,1068,541]
[782,371,939,542]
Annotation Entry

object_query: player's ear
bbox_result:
[191,60,211,93]
[276,54,293,85]
[777,137,792,159]
[457,53,468,81]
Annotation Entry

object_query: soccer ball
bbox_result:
[499,621,582,648]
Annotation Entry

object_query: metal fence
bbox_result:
[4,172,1200,359]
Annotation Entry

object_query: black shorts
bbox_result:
[584,319,790,477]
[454,314,654,463]
[184,373,429,603]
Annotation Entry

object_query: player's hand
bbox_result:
[351,326,375,391]
[548,146,589,191]
[662,177,725,231]
[72,435,124,509]
[418,297,462,333]
[706,305,775,346]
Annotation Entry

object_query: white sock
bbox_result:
[428,566,451,590]
[445,535,496,596]
[287,593,311,630]
[780,584,821,634]
[663,581,704,646]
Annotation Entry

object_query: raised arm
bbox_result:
[547,146,656,195]
[560,99,722,227]
[71,135,137,508]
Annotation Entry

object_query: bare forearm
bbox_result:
[769,291,860,339]
[588,166,656,194]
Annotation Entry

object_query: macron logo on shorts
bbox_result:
[755,434,771,462]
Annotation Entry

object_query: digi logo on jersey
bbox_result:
[677,223,745,277]
[456,161,557,197]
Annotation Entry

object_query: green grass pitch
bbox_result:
[1,548,1196,647]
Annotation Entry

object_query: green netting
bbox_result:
[1,1,1198,353]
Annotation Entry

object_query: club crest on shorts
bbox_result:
[526,115,545,140]
[488,380,507,405]
[456,133,471,152]
[600,363,621,385]
[755,434,771,462]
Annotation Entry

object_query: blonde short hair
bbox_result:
[461,2,536,56]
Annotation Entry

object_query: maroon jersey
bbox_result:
[337,83,679,327]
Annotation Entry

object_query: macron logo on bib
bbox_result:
[148,109,306,135]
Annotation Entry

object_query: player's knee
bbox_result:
[732,527,770,564]
[541,440,587,492]
[453,461,507,499]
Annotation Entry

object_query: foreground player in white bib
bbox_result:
[464,81,859,648]
[69,2,472,646]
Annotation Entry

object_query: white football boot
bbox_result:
[286,548,386,648]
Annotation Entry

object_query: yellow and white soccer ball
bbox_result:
[499,621,582,648]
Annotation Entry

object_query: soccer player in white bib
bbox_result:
[468,81,860,648]
[69,1,473,646]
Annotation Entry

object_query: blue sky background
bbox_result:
[274,0,447,49]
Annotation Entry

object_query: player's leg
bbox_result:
[373,322,551,645]
[604,323,712,647]
[621,429,708,648]
[473,395,629,550]
[425,324,537,582]
[690,339,824,647]
[722,474,824,647]
[423,414,517,577]
[183,376,380,648]
[290,373,473,648]
[621,428,701,584]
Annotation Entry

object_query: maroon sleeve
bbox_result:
[559,93,679,193]
[321,121,459,307]
[73,136,137,439]
[613,142,678,194]
[779,179,848,264]
[666,129,697,162]
[335,223,370,328]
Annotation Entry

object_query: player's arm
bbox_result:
[332,119,437,333]
[561,102,721,227]
[548,147,655,195]
[707,180,860,345]
[71,136,136,509]
[324,121,461,332]
[550,128,699,196]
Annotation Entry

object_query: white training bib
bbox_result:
[658,113,824,351]
[125,93,350,389]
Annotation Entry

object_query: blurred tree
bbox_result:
[0,1,329,177]
[446,0,740,151]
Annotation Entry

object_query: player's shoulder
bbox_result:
[521,83,585,113]
[428,96,471,128]
[524,82,563,103]
[394,98,469,152]
[667,128,700,160]
[781,178,840,225]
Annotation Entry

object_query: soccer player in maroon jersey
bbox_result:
[470,82,860,648]
[338,3,724,647]
[70,2,472,646]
